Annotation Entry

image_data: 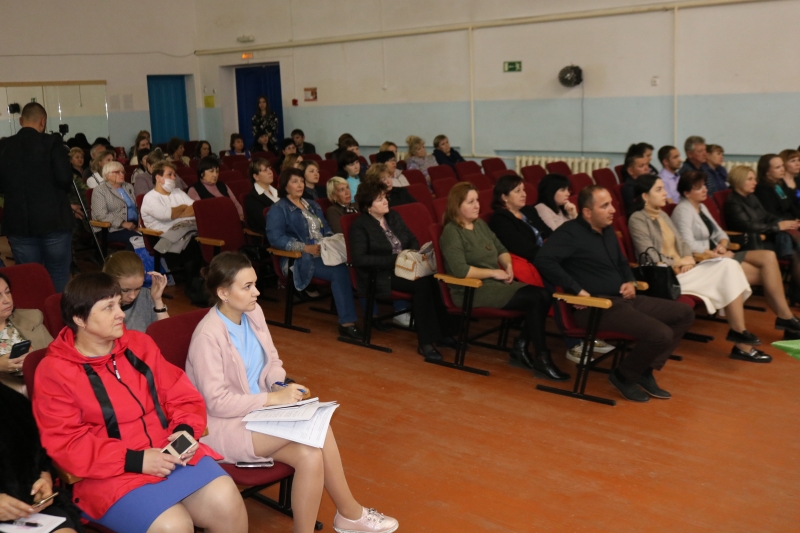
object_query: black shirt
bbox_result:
[534,217,635,296]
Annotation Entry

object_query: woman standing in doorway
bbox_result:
[252,96,279,154]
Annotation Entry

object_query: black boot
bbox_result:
[532,350,571,381]
[509,338,534,369]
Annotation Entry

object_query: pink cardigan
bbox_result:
[185,305,286,462]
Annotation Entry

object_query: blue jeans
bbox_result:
[9,230,73,292]
[309,256,358,325]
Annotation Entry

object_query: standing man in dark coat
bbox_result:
[0,103,74,292]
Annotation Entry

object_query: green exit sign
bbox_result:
[503,61,522,72]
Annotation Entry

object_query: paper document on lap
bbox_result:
[243,398,338,422]
[0,513,66,533]
[246,403,339,448]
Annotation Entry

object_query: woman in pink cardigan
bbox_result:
[185,252,398,533]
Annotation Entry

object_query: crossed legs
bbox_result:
[740,250,794,319]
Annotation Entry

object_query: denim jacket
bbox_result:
[266,197,332,290]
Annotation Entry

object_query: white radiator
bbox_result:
[515,156,610,175]
[722,161,757,172]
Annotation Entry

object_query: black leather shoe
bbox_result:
[418,344,443,361]
[435,336,460,350]
[509,338,534,369]
[730,346,772,363]
[338,325,363,340]
[726,329,761,345]
[775,316,800,333]
[531,350,570,381]
[784,329,800,340]
[608,370,649,402]
[637,371,671,399]
[371,320,392,332]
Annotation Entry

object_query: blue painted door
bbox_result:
[147,75,189,145]
[235,65,284,151]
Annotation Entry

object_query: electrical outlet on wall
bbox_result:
[651,76,660,87]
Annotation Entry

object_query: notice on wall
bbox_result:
[503,61,522,72]
[304,88,317,102]
[204,95,215,108]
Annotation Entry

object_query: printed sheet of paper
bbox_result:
[246,403,339,448]
[243,400,337,423]
[0,513,66,533]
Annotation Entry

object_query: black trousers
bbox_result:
[573,295,695,381]
[501,285,552,353]
[390,274,456,346]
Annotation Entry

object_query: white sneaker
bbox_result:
[566,340,615,364]
[334,507,399,533]
[393,312,411,327]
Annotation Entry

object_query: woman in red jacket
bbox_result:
[32,273,247,533]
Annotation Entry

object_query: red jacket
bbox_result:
[32,328,222,519]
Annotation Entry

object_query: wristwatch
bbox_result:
[153,305,168,313]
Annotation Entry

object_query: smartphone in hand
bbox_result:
[9,340,31,360]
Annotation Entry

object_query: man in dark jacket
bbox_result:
[0,103,74,291]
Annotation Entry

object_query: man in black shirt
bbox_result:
[535,185,695,402]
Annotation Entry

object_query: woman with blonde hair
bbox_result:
[281,153,303,172]
[325,176,357,234]
[103,251,169,332]
[87,149,115,188]
[404,135,436,185]
[91,161,141,250]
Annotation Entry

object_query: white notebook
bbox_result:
[243,399,338,423]
[0,513,66,533]
[246,403,339,448]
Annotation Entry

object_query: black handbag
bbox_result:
[634,247,681,300]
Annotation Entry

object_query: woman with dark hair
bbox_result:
[779,149,800,203]
[32,273,247,533]
[534,174,577,231]
[251,96,278,154]
[629,174,770,362]
[0,382,82,532]
[128,133,150,166]
[754,153,800,220]
[193,140,215,161]
[266,169,361,339]
[67,132,91,151]
[299,159,326,201]
[439,182,568,379]
[186,252,398,533]
[166,137,190,168]
[251,130,272,155]
[338,150,362,198]
[244,159,279,232]
[672,170,800,334]
[375,150,409,187]
[187,156,244,220]
[224,134,251,158]
[432,135,465,168]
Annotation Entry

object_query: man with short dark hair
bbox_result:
[680,135,725,194]
[621,152,654,214]
[658,145,682,203]
[535,186,695,402]
[291,129,315,155]
[0,103,74,291]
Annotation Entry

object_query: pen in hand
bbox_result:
[273,381,308,394]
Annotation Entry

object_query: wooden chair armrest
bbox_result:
[243,228,264,238]
[268,247,302,259]
[615,230,622,238]
[761,234,767,241]
[728,243,741,251]
[89,220,111,228]
[140,228,163,237]
[629,262,639,268]
[55,464,83,485]
[434,273,482,288]
[196,236,225,247]
[726,231,743,236]
[553,293,612,309]
[634,280,649,291]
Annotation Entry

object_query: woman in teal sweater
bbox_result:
[439,183,568,381]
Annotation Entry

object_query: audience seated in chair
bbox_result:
[186,252,398,533]
[534,174,578,232]
[251,130,273,156]
[671,171,800,338]
[244,158,279,233]
[32,273,247,533]
[167,137,190,168]
[86,149,114,189]
[657,145,683,203]
[535,185,695,403]
[0,382,81,532]
[680,135,725,194]
[325,177,358,235]
[754,153,800,221]
[134,148,188,197]
[440,182,568,380]
[187,156,244,221]
[91,160,141,250]
[266,169,362,339]
[128,133,151,166]
[432,134,465,169]
[705,144,728,191]
[0,272,52,395]
[375,150,409,187]
[224,133,251,159]
[363,163,416,208]
[350,181,457,360]
[621,149,659,215]
[779,149,800,202]
[291,128,316,155]
[337,150,363,199]
[277,138,298,170]
[193,141,217,162]
[404,135,436,185]
[629,174,771,363]
[299,159,326,201]
[103,251,169,332]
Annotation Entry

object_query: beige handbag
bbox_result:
[394,241,437,280]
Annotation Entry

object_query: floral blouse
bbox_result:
[0,319,26,357]
[405,155,437,183]
[251,111,279,153]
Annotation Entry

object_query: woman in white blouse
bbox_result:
[534,174,577,231]
[86,150,115,188]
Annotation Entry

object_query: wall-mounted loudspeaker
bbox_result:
[558,65,583,88]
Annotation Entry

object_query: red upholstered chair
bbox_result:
[397,160,407,171]
[428,165,457,182]
[427,223,526,375]
[368,153,377,164]
[481,158,506,176]
[86,188,127,258]
[406,184,436,219]
[612,184,627,220]
[462,173,492,192]
[145,312,321,531]
[252,151,278,165]
[183,141,198,158]
[0,263,55,313]
[225,179,252,201]
[614,165,625,181]
[189,159,199,170]
[222,154,249,167]
[703,197,725,228]
[478,189,493,214]
[455,161,482,180]
[713,189,732,213]
[662,202,677,216]
[568,172,594,193]
[521,165,546,187]
[546,161,572,176]
[232,159,251,177]
[303,153,322,163]
[324,151,334,160]
[433,197,448,222]
[402,169,427,187]
[176,166,197,188]
[193,197,245,263]
[592,168,619,190]
[315,198,332,215]
[358,156,369,171]
[43,293,63,338]
[432,178,458,198]
[219,170,245,184]
[524,183,538,205]
[318,160,338,186]
[491,169,519,183]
